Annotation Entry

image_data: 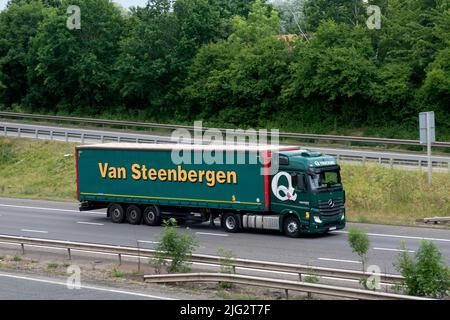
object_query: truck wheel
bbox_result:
[143,205,161,226]
[283,216,301,238]
[126,205,142,225]
[222,213,240,233]
[108,203,125,223]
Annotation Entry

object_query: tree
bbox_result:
[347,227,370,272]
[183,0,291,126]
[25,0,125,114]
[282,21,379,127]
[0,0,53,107]
[115,0,238,117]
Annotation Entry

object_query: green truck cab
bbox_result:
[270,150,346,236]
[76,143,345,237]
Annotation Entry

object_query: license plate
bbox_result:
[329,226,337,231]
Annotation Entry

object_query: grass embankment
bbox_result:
[0,137,449,225]
[0,137,76,201]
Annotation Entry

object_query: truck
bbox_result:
[75,143,346,237]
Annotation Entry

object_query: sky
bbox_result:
[0,0,149,11]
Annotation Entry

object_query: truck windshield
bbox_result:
[308,170,341,191]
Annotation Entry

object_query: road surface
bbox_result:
[0,198,448,275]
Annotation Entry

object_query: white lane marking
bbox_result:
[374,247,415,253]
[0,273,175,300]
[20,229,48,234]
[195,232,229,237]
[76,221,104,226]
[334,230,450,243]
[0,204,105,215]
[137,240,160,244]
[318,258,361,264]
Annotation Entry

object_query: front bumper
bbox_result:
[300,216,346,234]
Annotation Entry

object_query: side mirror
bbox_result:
[297,174,306,192]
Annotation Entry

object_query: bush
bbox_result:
[394,241,450,298]
[152,218,198,273]
[217,247,236,289]
[111,268,124,278]
[348,227,372,289]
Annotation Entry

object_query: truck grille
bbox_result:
[319,199,343,218]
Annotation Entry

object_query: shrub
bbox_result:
[111,268,124,278]
[217,247,236,289]
[348,227,371,289]
[394,241,450,298]
[152,218,198,273]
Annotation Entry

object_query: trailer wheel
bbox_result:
[126,205,142,225]
[108,203,125,223]
[283,216,301,238]
[143,205,161,226]
[222,213,240,233]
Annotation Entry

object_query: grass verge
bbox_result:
[0,137,449,226]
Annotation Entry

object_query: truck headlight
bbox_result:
[314,216,322,224]
[341,213,345,220]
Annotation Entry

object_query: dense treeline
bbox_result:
[0,0,449,136]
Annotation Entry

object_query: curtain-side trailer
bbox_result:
[76,143,346,237]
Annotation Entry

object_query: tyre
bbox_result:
[143,205,161,226]
[108,203,125,223]
[222,213,240,233]
[126,205,142,225]
[283,216,301,238]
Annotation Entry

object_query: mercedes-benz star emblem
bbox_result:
[328,199,335,208]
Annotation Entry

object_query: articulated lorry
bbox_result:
[76,143,346,237]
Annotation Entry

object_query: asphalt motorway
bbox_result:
[0,271,186,300]
[0,197,449,275]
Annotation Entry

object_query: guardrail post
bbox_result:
[65,132,68,142]
[50,130,53,140]
[101,135,104,143]
[81,133,85,144]
[362,156,366,164]
[389,158,394,169]
[298,273,302,281]
[448,162,450,173]
[378,157,382,164]
[307,292,312,299]
[285,289,289,300]
[18,128,21,137]
[118,253,122,265]
[35,130,38,139]
[21,243,25,255]
[67,248,71,260]
[3,127,6,136]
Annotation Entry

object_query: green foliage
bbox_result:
[152,218,198,273]
[348,227,371,290]
[47,262,58,270]
[111,267,124,278]
[217,247,235,289]
[348,227,370,269]
[394,241,450,298]
[303,267,320,284]
[0,0,449,141]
